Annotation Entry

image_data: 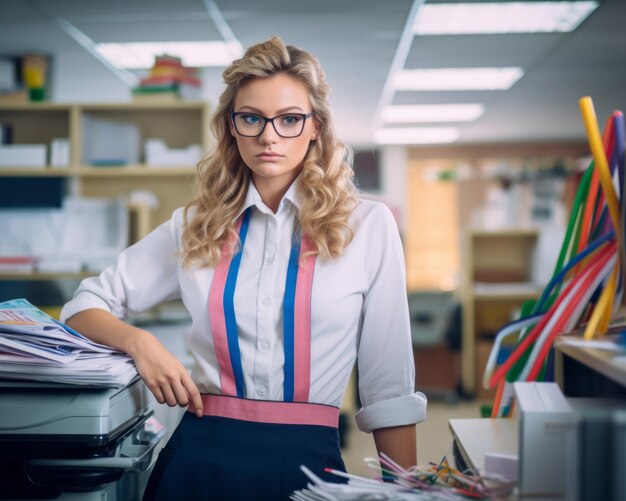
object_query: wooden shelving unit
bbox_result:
[461,228,542,399]
[555,336,626,393]
[0,101,211,281]
[0,272,95,281]
[0,167,197,177]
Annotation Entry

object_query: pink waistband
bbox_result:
[189,394,339,428]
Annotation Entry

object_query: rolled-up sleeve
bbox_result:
[60,209,183,323]
[354,205,427,433]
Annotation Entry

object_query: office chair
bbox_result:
[408,290,461,403]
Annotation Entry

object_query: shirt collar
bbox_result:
[282,175,303,211]
[239,174,303,217]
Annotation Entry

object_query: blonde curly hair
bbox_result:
[182,36,358,267]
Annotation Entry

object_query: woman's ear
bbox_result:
[311,123,319,140]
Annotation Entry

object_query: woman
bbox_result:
[61,37,426,500]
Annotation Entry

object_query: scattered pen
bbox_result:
[323,468,402,487]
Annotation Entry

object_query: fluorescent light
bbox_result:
[96,41,243,69]
[381,104,484,123]
[414,1,598,35]
[393,67,524,91]
[373,127,460,144]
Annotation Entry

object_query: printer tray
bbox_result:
[0,413,163,499]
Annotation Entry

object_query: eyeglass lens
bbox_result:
[234,113,306,138]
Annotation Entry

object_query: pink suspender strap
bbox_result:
[208,208,316,402]
[207,217,245,397]
[293,235,316,402]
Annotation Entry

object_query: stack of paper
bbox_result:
[0,298,137,388]
[292,452,515,501]
[293,466,451,500]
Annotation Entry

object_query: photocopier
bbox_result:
[0,377,164,500]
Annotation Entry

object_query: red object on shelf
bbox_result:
[0,256,37,273]
[0,256,36,264]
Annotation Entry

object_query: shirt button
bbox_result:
[266,254,275,264]
[259,341,270,351]
[256,387,267,397]
[261,295,270,306]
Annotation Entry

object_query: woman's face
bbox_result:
[231,73,318,190]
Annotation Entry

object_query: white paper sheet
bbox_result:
[0,298,138,387]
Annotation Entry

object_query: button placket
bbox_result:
[253,214,278,399]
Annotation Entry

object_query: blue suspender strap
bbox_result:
[223,207,251,398]
[282,233,301,402]
[214,207,315,403]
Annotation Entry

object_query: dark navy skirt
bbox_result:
[142,396,347,500]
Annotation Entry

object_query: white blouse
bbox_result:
[60,180,427,432]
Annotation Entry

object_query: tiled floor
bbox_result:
[341,399,484,476]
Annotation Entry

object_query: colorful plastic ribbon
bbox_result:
[486,98,625,417]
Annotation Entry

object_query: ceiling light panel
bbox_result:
[413,1,598,35]
[373,127,460,144]
[382,104,485,123]
[96,41,243,69]
[393,67,524,91]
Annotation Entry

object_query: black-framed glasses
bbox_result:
[231,111,316,138]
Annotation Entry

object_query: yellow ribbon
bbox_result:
[578,97,622,338]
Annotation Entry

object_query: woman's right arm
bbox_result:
[66,308,204,417]
[61,211,203,416]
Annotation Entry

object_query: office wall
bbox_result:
[379,146,408,232]
[52,50,128,102]
[50,49,224,105]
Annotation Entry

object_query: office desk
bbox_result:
[449,338,626,472]
[448,417,518,473]
[450,337,626,500]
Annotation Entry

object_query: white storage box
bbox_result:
[514,382,578,499]
[144,138,202,167]
[49,138,70,167]
[82,115,141,165]
[0,144,47,167]
[57,197,129,272]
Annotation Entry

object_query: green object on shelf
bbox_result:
[29,87,45,102]
[132,85,178,94]
[480,404,492,417]
[90,160,127,167]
